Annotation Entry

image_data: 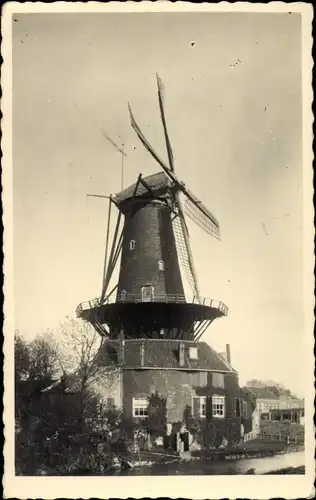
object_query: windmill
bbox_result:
[77,75,228,342]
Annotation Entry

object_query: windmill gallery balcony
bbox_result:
[76,294,229,341]
[76,294,228,316]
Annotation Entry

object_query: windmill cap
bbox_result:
[114,171,172,205]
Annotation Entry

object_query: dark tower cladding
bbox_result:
[115,173,185,301]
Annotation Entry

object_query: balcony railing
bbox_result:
[76,294,229,317]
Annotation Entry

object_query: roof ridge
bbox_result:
[245,386,280,399]
[204,343,236,373]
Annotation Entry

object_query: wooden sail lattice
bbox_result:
[172,215,199,298]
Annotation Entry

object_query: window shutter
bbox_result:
[192,397,200,418]
[235,397,241,417]
[206,396,213,420]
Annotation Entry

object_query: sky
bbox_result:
[12,12,305,396]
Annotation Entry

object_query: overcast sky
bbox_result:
[12,12,304,395]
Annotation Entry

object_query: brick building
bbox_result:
[44,339,253,450]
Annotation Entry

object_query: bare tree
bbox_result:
[55,317,119,424]
[57,317,102,386]
[28,331,61,380]
[15,331,31,382]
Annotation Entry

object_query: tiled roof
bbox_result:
[244,386,279,400]
[42,341,236,395]
[114,172,171,204]
[100,339,237,373]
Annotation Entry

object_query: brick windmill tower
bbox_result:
[76,76,247,449]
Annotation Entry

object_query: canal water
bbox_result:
[111,451,305,476]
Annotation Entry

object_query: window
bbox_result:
[200,397,207,417]
[193,396,207,418]
[133,397,148,418]
[159,328,164,336]
[212,372,224,389]
[141,285,154,302]
[212,395,225,418]
[158,260,165,271]
[129,240,136,250]
[121,290,126,302]
[189,346,198,360]
[243,400,248,418]
[106,397,115,407]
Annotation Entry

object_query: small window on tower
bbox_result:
[130,240,136,250]
[158,260,164,271]
[141,285,155,302]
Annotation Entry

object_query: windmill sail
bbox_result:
[172,195,200,300]
[184,195,220,240]
[156,74,175,172]
[128,104,172,173]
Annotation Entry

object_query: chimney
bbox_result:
[226,344,231,365]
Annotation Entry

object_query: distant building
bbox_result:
[242,386,304,437]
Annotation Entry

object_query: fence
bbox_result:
[76,295,229,317]
[258,433,304,445]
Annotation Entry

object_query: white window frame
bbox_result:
[133,397,149,418]
[212,395,225,418]
[158,260,165,271]
[130,240,136,250]
[193,396,207,418]
[200,396,207,418]
[189,346,198,360]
